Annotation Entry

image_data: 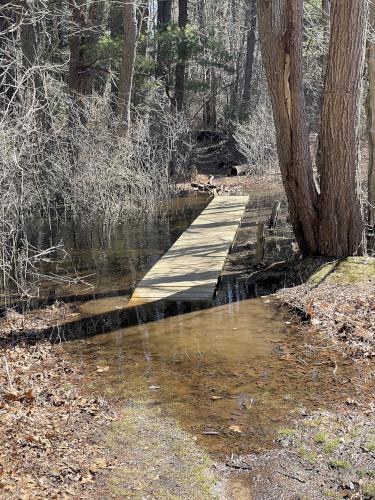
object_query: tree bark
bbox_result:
[258,0,319,256]
[175,0,188,112]
[68,0,106,95]
[157,0,172,26]
[321,0,331,78]
[20,1,50,131]
[240,0,257,120]
[204,67,217,130]
[117,0,137,134]
[259,0,367,258]
[317,0,367,256]
[367,2,375,232]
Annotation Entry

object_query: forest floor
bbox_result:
[1,162,375,498]
[242,258,375,500]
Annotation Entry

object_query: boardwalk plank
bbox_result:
[131,196,248,301]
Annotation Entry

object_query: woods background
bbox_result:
[0,0,374,298]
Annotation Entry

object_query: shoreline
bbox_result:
[0,189,374,498]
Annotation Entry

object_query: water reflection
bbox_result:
[67,298,362,458]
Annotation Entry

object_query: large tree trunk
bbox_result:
[68,0,106,95]
[368,2,375,233]
[240,0,257,120]
[317,0,367,256]
[259,0,367,258]
[117,0,137,134]
[258,0,319,256]
[158,0,172,25]
[175,0,188,112]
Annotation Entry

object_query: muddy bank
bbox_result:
[232,407,375,500]
[276,258,375,359]
[0,329,224,499]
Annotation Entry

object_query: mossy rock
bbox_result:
[308,257,375,285]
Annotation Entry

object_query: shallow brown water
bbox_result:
[33,193,367,460]
[68,297,360,458]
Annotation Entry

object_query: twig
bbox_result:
[3,356,14,391]
[275,470,306,483]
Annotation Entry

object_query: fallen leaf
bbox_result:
[89,458,108,472]
[4,390,34,402]
[96,366,109,373]
[228,425,243,433]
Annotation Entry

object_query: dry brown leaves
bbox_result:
[0,340,115,499]
[0,302,79,341]
[278,280,375,359]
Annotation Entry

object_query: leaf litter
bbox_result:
[0,304,116,499]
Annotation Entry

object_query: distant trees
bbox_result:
[259,0,368,257]
[175,0,188,112]
[68,0,106,95]
[117,0,137,133]
[240,0,257,119]
[1,0,373,261]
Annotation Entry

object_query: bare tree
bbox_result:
[117,0,137,134]
[368,1,375,233]
[68,0,106,95]
[175,0,188,112]
[158,0,172,25]
[240,0,257,119]
[258,0,367,257]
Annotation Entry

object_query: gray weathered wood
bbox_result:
[268,200,281,229]
[255,222,265,264]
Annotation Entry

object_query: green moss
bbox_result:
[329,459,350,469]
[315,431,329,444]
[363,482,375,498]
[308,257,375,285]
[366,443,375,452]
[324,490,340,499]
[303,416,327,428]
[358,470,375,479]
[104,405,218,499]
[297,446,319,464]
[279,427,297,437]
[323,439,341,454]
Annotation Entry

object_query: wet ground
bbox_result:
[11,193,374,498]
[66,297,369,460]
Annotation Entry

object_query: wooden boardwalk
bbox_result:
[131,196,249,302]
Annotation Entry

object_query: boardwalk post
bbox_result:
[256,222,265,264]
[268,201,281,230]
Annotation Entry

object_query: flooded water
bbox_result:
[33,195,210,303]
[67,297,362,458]
[33,194,367,459]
